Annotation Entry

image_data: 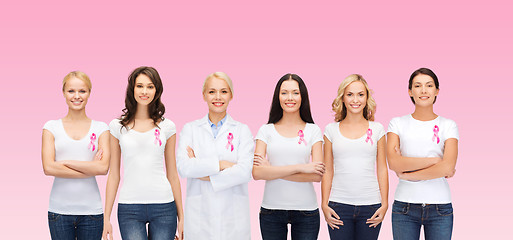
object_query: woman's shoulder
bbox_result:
[159,117,176,127]
[369,121,384,130]
[43,119,61,131]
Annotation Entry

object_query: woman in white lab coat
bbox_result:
[177,72,254,240]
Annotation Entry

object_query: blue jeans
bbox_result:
[392,200,453,240]
[118,202,177,240]
[48,212,103,240]
[327,201,382,240]
[259,207,320,240]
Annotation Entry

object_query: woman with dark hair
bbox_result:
[321,74,388,240]
[387,68,459,240]
[42,71,110,240]
[253,73,325,240]
[102,67,184,240]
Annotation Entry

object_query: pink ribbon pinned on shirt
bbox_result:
[88,133,96,151]
[365,129,373,145]
[154,129,162,146]
[432,125,440,144]
[226,133,234,152]
[298,130,307,145]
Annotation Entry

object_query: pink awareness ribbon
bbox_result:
[365,128,373,145]
[88,133,96,151]
[154,129,162,146]
[226,133,234,152]
[298,130,307,145]
[432,125,440,144]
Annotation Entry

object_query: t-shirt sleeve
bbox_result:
[255,124,269,144]
[109,119,122,139]
[43,120,56,135]
[311,124,324,144]
[97,121,110,135]
[376,122,386,140]
[387,117,400,135]
[162,119,177,140]
[324,123,333,142]
[444,119,459,141]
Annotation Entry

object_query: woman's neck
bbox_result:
[342,111,367,125]
[412,105,437,121]
[278,110,304,125]
[208,111,227,125]
[64,108,88,121]
[135,105,151,120]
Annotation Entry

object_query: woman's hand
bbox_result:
[366,205,387,228]
[93,149,103,161]
[102,220,113,240]
[322,204,343,230]
[253,154,270,167]
[175,218,184,240]
[301,162,325,175]
[219,160,235,170]
[186,146,195,158]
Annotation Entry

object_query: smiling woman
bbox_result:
[42,71,110,240]
[103,66,184,240]
[176,72,254,240]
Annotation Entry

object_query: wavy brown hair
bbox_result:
[120,66,165,129]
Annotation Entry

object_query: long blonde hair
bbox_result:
[332,74,376,122]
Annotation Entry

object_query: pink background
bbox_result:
[1,0,511,239]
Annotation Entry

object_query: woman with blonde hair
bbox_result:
[177,72,254,239]
[321,74,388,239]
[42,71,110,239]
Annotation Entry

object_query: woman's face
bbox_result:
[409,74,439,106]
[63,77,90,111]
[203,77,232,114]
[279,80,301,114]
[134,74,156,106]
[342,81,367,116]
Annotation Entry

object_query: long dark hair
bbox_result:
[408,67,440,104]
[120,66,165,129]
[268,73,314,124]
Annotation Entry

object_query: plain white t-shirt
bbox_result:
[255,123,323,210]
[44,119,108,215]
[110,118,176,204]
[324,121,385,205]
[388,114,459,204]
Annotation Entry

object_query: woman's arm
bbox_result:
[386,132,441,173]
[366,136,389,227]
[321,137,344,229]
[252,140,325,181]
[164,135,184,240]
[41,129,89,178]
[210,126,254,192]
[398,138,458,181]
[281,141,324,182]
[61,131,110,175]
[176,124,220,178]
[102,134,121,240]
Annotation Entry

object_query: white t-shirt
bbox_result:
[110,118,176,204]
[388,114,459,204]
[255,123,323,210]
[43,119,109,215]
[324,121,385,205]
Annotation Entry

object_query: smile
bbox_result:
[213,102,224,107]
[285,103,296,107]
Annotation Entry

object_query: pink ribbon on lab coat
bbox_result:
[226,133,234,152]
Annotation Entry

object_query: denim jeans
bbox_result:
[118,202,177,240]
[392,200,453,240]
[327,201,382,240]
[259,207,320,240]
[48,212,103,240]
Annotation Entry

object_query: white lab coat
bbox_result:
[177,114,254,240]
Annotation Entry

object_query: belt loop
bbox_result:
[422,203,426,207]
